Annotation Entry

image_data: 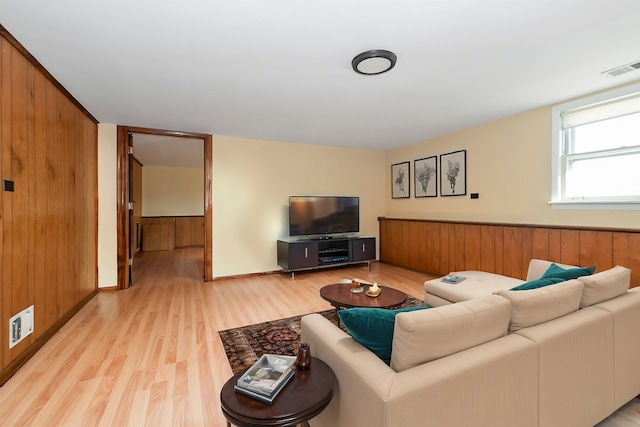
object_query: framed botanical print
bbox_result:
[414,156,437,197]
[391,161,410,198]
[440,150,466,196]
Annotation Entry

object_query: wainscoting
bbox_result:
[141,216,204,251]
[379,218,640,288]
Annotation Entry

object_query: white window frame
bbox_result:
[550,82,640,211]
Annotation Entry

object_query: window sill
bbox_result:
[548,200,640,211]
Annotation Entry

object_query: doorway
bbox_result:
[116,126,213,289]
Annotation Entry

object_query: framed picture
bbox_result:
[414,156,437,198]
[440,150,466,196]
[391,161,410,198]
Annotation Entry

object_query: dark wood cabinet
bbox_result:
[350,237,376,262]
[277,236,376,277]
[277,240,319,270]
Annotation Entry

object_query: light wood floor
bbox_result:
[0,247,638,426]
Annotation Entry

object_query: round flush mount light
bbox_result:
[352,49,397,75]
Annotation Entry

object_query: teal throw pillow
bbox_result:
[541,263,595,281]
[510,277,566,291]
[338,305,430,365]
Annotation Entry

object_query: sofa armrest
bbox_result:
[301,313,396,427]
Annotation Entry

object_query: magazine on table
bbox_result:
[234,369,294,404]
[441,275,466,284]
[236,354,296,397]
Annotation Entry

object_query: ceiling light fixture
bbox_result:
[352,50,397,75]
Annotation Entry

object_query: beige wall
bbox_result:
[97,84,639,282]
[98,124,118,288]
[213,135,386,277]
[386,94,639,229]
[142,166,204,216]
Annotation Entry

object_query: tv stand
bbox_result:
[277,236,376,279]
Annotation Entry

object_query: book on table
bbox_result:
[441,275,466,284]
[235,354,296,404]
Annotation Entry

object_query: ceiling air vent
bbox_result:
[602,60,640,77]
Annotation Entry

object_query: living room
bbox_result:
[2,1,640,425]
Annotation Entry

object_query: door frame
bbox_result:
[116,125,213,289]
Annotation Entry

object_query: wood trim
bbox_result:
[116,126,213,288]
[204,134,213,281]
[116,126,130,289]
[378,218,640,288]
[377,217,640,234]
[0,24,98,124]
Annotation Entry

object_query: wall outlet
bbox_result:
[9,305,34,349]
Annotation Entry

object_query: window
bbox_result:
[551,83,640,210]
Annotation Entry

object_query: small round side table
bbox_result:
[220,357,335,427]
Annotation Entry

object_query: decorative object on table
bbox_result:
[234,354,296,404]
[441,275,466,284]
[366,282,382,297]
[350,278,365,293]
[295,342,312,370]
[440,150,466,196]
[414,156,437,198]
[391,161,410,198]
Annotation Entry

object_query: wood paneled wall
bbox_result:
[379,218,640,288]
[141,216,204,251]
[0,29,98,384]
[175,216,205,247]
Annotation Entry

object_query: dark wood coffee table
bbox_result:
[320,283,407,326]
[220,357,335,427]
[320,283,407,310]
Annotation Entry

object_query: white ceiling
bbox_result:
[2,0,640,152]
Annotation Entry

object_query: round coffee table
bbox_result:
[320,283,407,327]
[320,283,407,311]
[220,357,335,427]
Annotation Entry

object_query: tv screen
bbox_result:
[289,196,359,237]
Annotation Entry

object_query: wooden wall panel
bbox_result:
[407,222,427,270]
[532,228,550,261]
[548,229,562,265]
[494,226,504,276]
[479,225,497,274]
[378,218,640,289]
[425,222,441,274]
[450,223,465,272]
[464,224,482,271]
[0,30,98,384]
[143,216,205,250]
[502,227,523,279]
[560,229,580,266]
[439,223,450,274]
[612,232,640,287]
[580,230,613,272]
[519,228,533,279]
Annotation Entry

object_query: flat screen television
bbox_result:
[289,196,359,238]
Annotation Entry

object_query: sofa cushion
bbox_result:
[578,265,631,308]
[540,263,595,280]
[390,295,511,372]
[525,259,579,281]
[424,271,524,305]
[509,277,565,291]
[337,305,430,364]
[495,279,584,332]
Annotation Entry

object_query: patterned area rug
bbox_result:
[218,295,425,374]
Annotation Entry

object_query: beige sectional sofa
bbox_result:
[301,262,640,427]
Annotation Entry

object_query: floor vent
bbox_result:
[602,60,640,77]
